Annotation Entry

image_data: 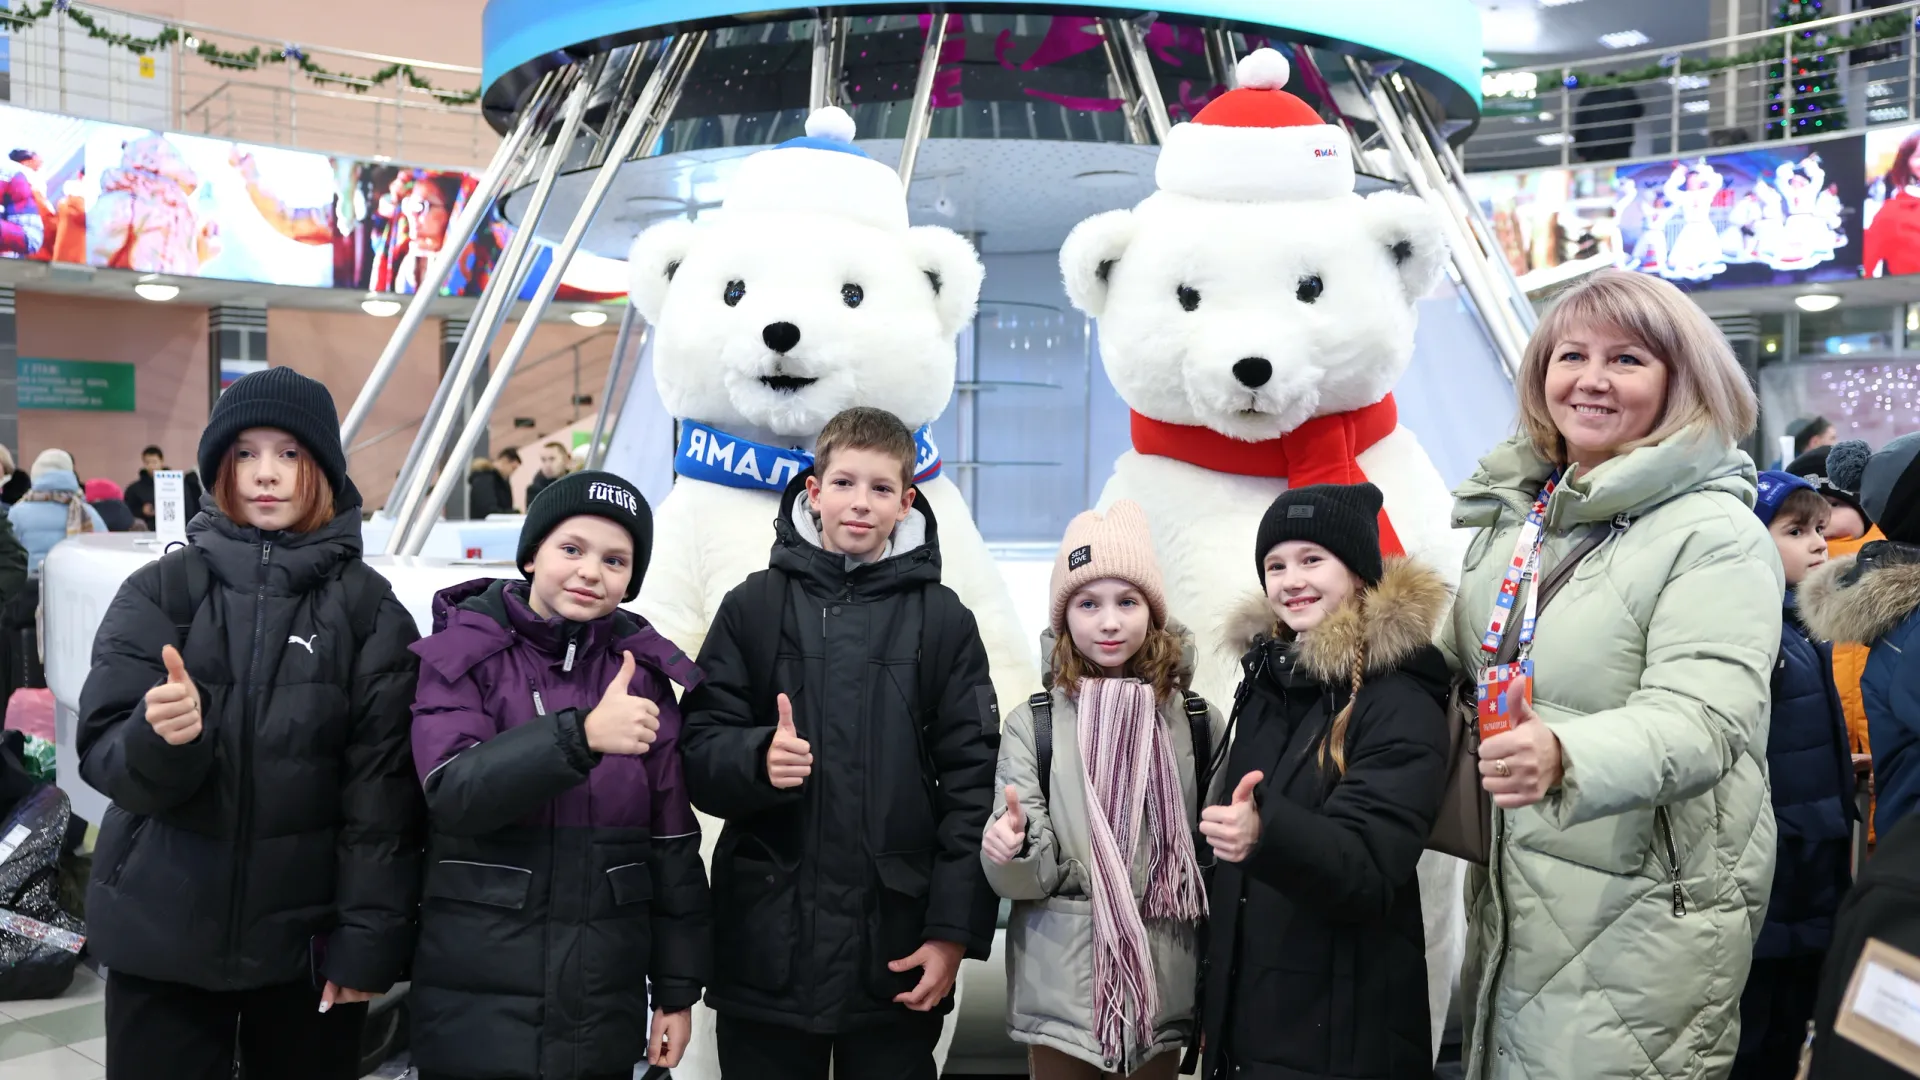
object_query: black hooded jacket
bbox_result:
[1202,559,1452,1080]
[76,482,425,993]
[680,472,1000,1033]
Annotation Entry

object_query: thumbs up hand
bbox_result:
[1198,770,1265,863]
[983,785,1027,866]
[1479,676,1563,809]
[144,644,203,746]
[766,694,812,789]
[583,652,660,756]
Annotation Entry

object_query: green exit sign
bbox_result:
[19,358,136,412]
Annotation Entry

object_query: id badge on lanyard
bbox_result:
[1477,477,1556,738]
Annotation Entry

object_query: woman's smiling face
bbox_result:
[1542,321,1670,472]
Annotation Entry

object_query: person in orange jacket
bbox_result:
[1789,443,1879,840]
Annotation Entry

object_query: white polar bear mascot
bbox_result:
[626,106,1036,1079]
[1059,49,1468,1060]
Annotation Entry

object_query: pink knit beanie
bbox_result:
[1048,499,1168,632]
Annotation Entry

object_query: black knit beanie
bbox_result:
[198,367,347,498]
[1785,444,1871,526]
[1254,482,1385,586]
[517,470,653,601]
[1846,433,1920,546]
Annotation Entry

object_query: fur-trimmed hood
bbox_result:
[1799,542,1920,645]
[1221,556,1453,684]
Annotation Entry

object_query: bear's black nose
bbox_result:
[1233,357,1272,389]
[763,322,802,354]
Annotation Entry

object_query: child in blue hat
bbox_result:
[1733,471,1858,1080]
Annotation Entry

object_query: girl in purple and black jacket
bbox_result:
[408,471,710,1080]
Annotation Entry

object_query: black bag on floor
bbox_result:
[0,781,83,1000]
[1804,814,1920,1079]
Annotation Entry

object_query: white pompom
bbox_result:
[805,105,857,143]
[1236,48,1291,91]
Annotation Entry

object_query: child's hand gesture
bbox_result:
[145,645,203,746]
[890,939,965,1011]
[766,694,812,789]
[983,785,1026,865]
[648,1007,692,1068]
[1199,771,1265,863]
[583,652,660,756]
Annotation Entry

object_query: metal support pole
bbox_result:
[382,61,600,549]
[1908,15,1916,125]
[400,32,708,555]
[810,16,846,111]
[898,15,949,188]
[586,304,642,470]
[1782,29,1794,138]
[1113,18,1172,143]
[1559,67,1571,166]
[1205,28,1240,90]
[1351,58,1525,377]
[341,68,559,450]
[1100,23,1151,145]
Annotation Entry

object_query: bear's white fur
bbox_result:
[628,177,1036,1080]
[1062,185,1469,1058]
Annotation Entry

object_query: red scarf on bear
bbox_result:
[1129,393,1405,555]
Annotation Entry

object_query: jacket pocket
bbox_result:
[1007,897,1097,1045]
[424,860,533,910]
[866,849,933,1002]
[1507,805,1656,877]
[718,846,795,993]
[607,861,653,907]
[100,811,147,889]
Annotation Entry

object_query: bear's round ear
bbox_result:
[1361,191,1449,301]
[1058,210,1136,317]
[905,226,985,339]
[626,218,699,323]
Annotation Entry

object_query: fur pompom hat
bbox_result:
[1048,500,1168,633]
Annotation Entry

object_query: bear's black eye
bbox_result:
[723,280,745,307]
[1296,275,1323,304]
[842,284,865,309]
[1177,285,1200,312]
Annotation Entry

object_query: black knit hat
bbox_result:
[517,470,653,601]
[198,367,346,499]
[1255,483,1385,586]
[1840,433,1920,546]
[1785,444,1871,526]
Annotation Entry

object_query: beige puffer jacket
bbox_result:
[981,624,1225,1075]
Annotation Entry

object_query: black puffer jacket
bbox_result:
[1202,560,1452,1080]
[77,483,425,993]
[680,473,1000,1033]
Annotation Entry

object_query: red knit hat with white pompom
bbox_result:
[1154,48,1356,203]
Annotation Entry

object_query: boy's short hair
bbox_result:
[542,441,569,456]
[814,407,916,487]
[498,447,522,465]
[141,445,164,459]
[1775,487,1833,532]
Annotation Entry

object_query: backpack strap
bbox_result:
[338,561,390,652]
[1185,691,1213,818]
[742,568,788,714]
[158,545,210,647]
[1029,691,1053,805]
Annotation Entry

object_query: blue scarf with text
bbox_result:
[673,418,942,491]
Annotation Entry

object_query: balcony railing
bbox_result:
[1470,0,1920,173]
[0,1,488,167]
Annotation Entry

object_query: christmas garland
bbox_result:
[1490,12,1914,94]
[0,0,481,104]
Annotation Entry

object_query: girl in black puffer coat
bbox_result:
[77,368,425,1080]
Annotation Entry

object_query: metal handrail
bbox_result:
[1471,0,1920,173]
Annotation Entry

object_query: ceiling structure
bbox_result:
[1475,0,1714,70]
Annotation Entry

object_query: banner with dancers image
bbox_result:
[1610,142,1863,290]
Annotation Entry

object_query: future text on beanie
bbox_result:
[517,470,655,601]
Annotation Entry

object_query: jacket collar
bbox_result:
[414,577,703,689]
[1799,540,1920,645]
[1451,426,1757,531]
[184,477,365,595]
[771,469,943,600]
[1222,557,1452,684]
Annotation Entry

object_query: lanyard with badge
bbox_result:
[1477,474,1558,738]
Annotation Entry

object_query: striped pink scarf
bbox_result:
[1078,677,1208,1062]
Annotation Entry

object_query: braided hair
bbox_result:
[1317,592,1367,777]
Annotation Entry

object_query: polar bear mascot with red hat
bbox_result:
[1059,48,1468,1059]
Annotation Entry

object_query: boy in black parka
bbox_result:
[680,406,999,1080]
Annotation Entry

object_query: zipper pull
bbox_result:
[1672,883,1687,918]
[563,638,577,673]
[260,540,272,565]
[530,681,547,716]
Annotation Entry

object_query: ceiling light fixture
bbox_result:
[133,282,179,302]
[1534,132,1574,146]
[1537,0,1586,6]
[570,309,610,328]
[1795,294,1841,312]
[1599,30,1651,49]
[360,298,402,317]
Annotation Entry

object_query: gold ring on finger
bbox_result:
[1495,758,1511,778]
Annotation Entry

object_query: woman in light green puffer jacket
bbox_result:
[1439,271,1781,1080]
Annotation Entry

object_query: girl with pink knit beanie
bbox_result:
[980,499,1224,1080]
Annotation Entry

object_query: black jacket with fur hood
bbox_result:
[1202,558,1452,1080]
[1799,541,1920,836]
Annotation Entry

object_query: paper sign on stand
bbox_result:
[154,470,187,548]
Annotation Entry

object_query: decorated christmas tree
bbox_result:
[1768,0,1848,137]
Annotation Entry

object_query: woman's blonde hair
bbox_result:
[1516,269,1757,464]
[1051,626,1185,705]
